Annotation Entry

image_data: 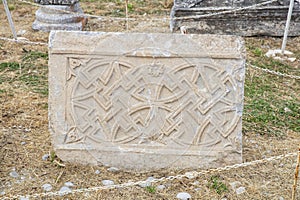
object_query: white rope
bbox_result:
[0,36,48,46]
[1,151,297,200]
[1,36,299,80]
[173,0,279,20]
[17,0,169,22]
[2,0,18,39]
[16,0,279,21]
[281,0,295,54]
[247,63,300,80]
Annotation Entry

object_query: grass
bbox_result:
[0,50,48,96]
[145,186,156,193]
[0,44,298,137]
[81,0,173,16]
[243,43,300,136]
[0,2,299,200]
[209,176,228,195]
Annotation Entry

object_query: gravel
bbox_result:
[107,167,119,172]
[64,181,75,187]
[42,154,49,161]
[9,171,19,178]
[156,185,166,190]
[236,187,246,195]
[138,177,155,188]
[102,180,115,186]
[176,192,191,200]
[42,183,52,192]
[58,186,72,196]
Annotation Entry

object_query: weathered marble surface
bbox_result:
[34,0,79,5]
[171,0,300,36]
[48,31,245,171]
[32,2,86,31]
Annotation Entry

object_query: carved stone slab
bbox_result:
[49,31,245,171]
[171,0,300,36]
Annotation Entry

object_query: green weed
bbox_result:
[209,176,228,195]
[252,47,263,57]
[50,151,56,162]
[127,3,134,12]
[0,62,20,71]
[145,186,156,193]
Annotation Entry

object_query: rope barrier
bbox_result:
[173,0,279,20]
[16,0,279,21]
[0,1,299,199]
[17,0,169,22]
[0,36,48,46]
[247,63,300,80]
[1,151,297,200]
[1,36,299,80]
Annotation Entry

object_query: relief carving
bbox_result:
[65,53,240,149]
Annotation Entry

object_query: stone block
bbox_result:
[171,0,300,36]
[34,0,79,5]
[49,31,245,171]
[32,2,87,32]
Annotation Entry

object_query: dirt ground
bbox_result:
[0,0,300,199]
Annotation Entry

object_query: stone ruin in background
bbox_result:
[171,0,300,36]
[32,0,87,31]
[48,31,245,171]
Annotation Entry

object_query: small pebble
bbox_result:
[107,167,119,172]
[176,192,191,200]
[24,128,31,132]
[59,186,72,196]
[95,170,101,174]
[288,57,296,62]
[139,177,155,188]
[21,142,26,145]
[42,183,52,192]
[9,171,19,178]
[156,185,166,190]
[229,181,241,190]
[278,197,284,200]
[236,187,246,195]
[0,191,5,195]
[102,180,114,186]
[19,197,29,200]
[192,181,199,185]
[17,30,26,36]
[184,172,196,179]
[42,154,49,161]
[64,182,74,187]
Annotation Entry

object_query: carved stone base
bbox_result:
[170,0,300,36]
[32,2,87,32]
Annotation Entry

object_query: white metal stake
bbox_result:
[281,0,295,54]
[2,0,18,40]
